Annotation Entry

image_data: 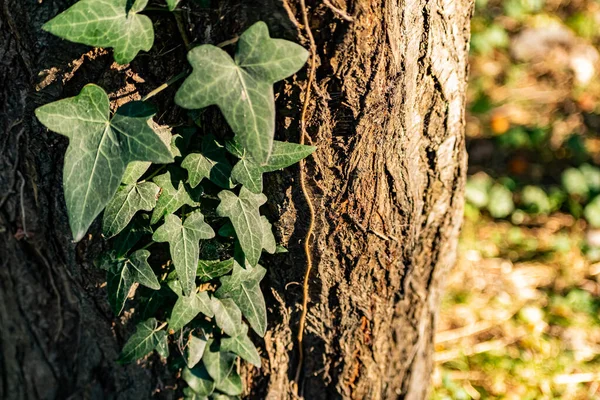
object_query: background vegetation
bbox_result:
[431,0,600,398]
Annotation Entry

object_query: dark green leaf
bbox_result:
[128,249,160,290]
[112,214,152,257]
[197,259,234,282]
[182,135,233,189]
[202,341,236,384]
[175,22,308,164]
[153,210,214,295]
[151,171,198,224]
[182,364,216,397]
[217,187,266,266]
[215,370,242,396]
[118,318,166,363]
[169,291,214,331]
[106,260,134,315]
[187,330,208,368]
[42,0,154,64]
[35,85,172,241]
[211,297,242,337]
[103,182,160,237]
[221,324,260,367]
[216,263,267,336]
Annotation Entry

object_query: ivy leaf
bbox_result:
[128,249,160,290]
[106,249,160,315]
[183,387,208,400]
[102,182,160,238]
[221,324,260,367]
[186,331,209,368]
[211,297,242,337]
[216,263,267,336]
[106,259,133,315]
[165,0,181,11]
[175,21,308,164]
[121,125,177,184]
[182,364,216,397]
[260,216,276,254]
[215,370,242,396]
[118,318,166,363]
[230,140,316,193]
[202,341,236,384]
[151,171,198,224]
[153,210,215,295]
[156,333,170,358]
[42,0,154,65]
[169,291,213,331]
[112,214,152,257]
[182,135,233,189]
[197,259,234,282]
[35,85,172,241]
[217,187,266,266]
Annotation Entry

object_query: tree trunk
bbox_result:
[0,1,473,399]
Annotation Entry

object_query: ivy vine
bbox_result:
[36,1,311,398]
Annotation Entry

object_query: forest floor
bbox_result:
[431,1,600,399]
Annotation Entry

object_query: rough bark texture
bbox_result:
[0,1,472,399]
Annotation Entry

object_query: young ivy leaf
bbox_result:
[215,369,243,396]
[202,341,236,384]
[169,291,213,331]
[182,364,216,397]
[211,297,242,337]
[215,263,267,337]
[217,187,267,266]
[102,182,160,238]
[42,0,154,65]
[153,211,215,296]
[175,21,309,164]
[106,249,160,315]
[230,140,316,193]
[186,331,209,368]
[221,324,260,367]
[118,318,166,363]
[197,259,234,283]
[151,171,198,224]
[182,135,233,189]
[165,0,181,11]
[35,85,172,242]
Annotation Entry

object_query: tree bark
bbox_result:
[0,1,473,399]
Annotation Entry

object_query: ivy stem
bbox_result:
[157,322,168,331]
[217,36,239,48]
[142,71,189,102]
[144,165,167,181]
[174,11,192,51]
[139,241,156,251]
[143,6,174,12]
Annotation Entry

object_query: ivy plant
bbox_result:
[37,2,311,398]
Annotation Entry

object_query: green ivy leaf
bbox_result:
[216,263,267,336]
[42,0,154,65]
[182,135,233,189]
[187,330,209,368]
[112,214,152,257]
[151,171,198,224]
[202,341,236,384]
[169,291,213,331]
[230,140,316,193]
[153,211,215,295]
[260,216,276,254]
[35,85,172,241]
[118,318,166,363]
[106,259,133,315]
[197,259,234,282]
[182,364,216,397]
[215,370,242,396]
[166,0,181,11]
[156,332,170,358]
[103,182,160,238]
[217,187,266,266]
[175,22,308,164]
[211,297,242,337]
[121,125,177,184]
[128,249,161,290]
[221,324,260,367]
[106,249,160,315]
[183,387,209,400]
